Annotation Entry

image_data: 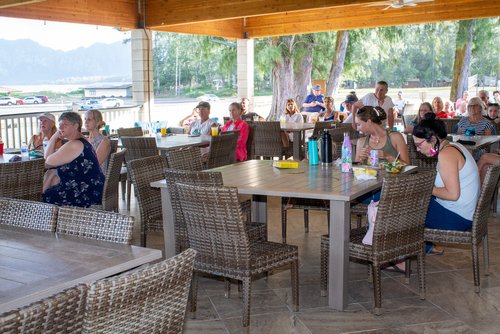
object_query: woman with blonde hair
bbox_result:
[84,109,111,173]
[282,98,303,147]
[404,102,434,134]
[28,113,63,151]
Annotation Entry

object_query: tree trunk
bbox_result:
[326,31,349,97]
[268,36,295,121]
[294,38,314,108]
[450,20,475,102]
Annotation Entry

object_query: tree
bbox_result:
[268,36,295,121]
[325,30,349,97]
[450,20,475,102]
[293,34,314,108]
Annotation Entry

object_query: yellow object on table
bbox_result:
[273,160,299,169]
[352,166,378,179]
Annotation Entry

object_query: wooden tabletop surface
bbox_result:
[118,134,210,151]
[0,225,162,314]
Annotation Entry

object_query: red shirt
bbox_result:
[221,118,249,161]
[436,111,450,119]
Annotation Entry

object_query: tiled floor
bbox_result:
[123,193,500,334]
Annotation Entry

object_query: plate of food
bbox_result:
[380,160,405,174]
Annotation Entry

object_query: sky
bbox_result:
[0,17,130,51]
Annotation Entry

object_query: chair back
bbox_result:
[441,118,460,135]
[0,159,45,201]
[117,127,143,137]
[472,163,500,241]
[372,170,436,260]
[406,134,438,169]
[206,132,238,169]
[0,197,58,232]
[127,156,167,232]
[83,248,196,334]
[312,121,334,138]
[164,169,223,253]
[165,147,203,171]
[175,183,251,269]
[253,121,283,159]
[109,138,119,155]
[246,121,256,160]
[57,207,134,244]
[402,114,415,130]
[120,136,158,162]
[0,285,87,333]
[100,149,126,212]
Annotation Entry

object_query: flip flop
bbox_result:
[384,265,405,274]
[429,246,444,255]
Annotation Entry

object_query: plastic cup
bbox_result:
[161,127,167,137]
[104,125,110,135]
[211,127,219,136]
[0,143,3,155]
[318,116,325,122]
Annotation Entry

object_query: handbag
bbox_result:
[362,200,379,245]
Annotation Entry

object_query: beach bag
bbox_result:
[362,200,379,245]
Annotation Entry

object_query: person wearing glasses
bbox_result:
[456,97,494,136]
[413,113,479,254]
[43,112,105,207]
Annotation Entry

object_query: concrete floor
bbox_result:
[123,190,500,334]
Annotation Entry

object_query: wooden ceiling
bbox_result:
[0,0,499,38]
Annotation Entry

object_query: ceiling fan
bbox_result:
[366,0,434,10]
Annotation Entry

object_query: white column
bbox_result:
[237,39,255,112]
[131,29,154,122]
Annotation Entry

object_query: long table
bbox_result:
[452,135,500,151]
[280,123,315,160]
[118,134,210,152]
[0,225,162,314]
[152,160,414,311]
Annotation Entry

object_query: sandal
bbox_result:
[429,245,445,255]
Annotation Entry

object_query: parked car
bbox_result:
[80,99,102,110]
[0,97,19,105]
[35,95,49,103]
[23,96,43,104]
[196,94,219,102]
[101,98,124,108]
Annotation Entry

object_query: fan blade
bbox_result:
[405,3,417,6]
[383,4,392,10]
[365,1,393,6]
[413,0,434,3]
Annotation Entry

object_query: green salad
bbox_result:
[380,160,404,173]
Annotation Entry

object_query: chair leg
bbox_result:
[472,242,481,293]
[281,205,287,244]
[188,273,198,316]
[224,278,231,298]
[241,277,252,328]
[371,263,382,316]
[484,234,490,276]
[320,235,328,297]
[304,209,309,233]
[327,210,330,231]
[120,178,126,200]
[140,219,146,247]
[291,259,299,312]
[246,205,251,224]
[404,259,411,285]
[126,179,132,211]
[417,250,426,300]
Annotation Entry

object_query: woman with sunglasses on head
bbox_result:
[413,113,480,254]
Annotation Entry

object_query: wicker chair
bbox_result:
[165,146,203,171]
[83,248,196,334]
[253,121,289,159]
[175,183,299,328]
[245,121,256,160]
[0,197,58,232]
[95,149,126,212]
[164,168,264,254]
[320,170,436,315]
[56,206,134,244]
[312,121,335,138]
[117,127,144,137]
[0,158,45,201]
[127,155,167,247]
[0,285,87,333]
[120,136,158,210]
[406,134,438,169]
[205,132,238,169]
[441,118,460,135]
[425,162,500,293]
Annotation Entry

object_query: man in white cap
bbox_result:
[302,84,325,121]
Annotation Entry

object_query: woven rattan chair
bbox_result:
[0,197,58,232]
[117,127,144,137]
[83,248,196,334]
[205,132,238,169]
[253,121,289,159]
[320,170,436,315]
[406,134,438,169]
[120,136,158,210]
[175,182,299,328]
[312,121,334,138]
[164,168,263,254]
[94,149,126,212]
[0,284,87,333]
[425,163,500,293]
[165,146,203,171]
[127,155,167,247]
[246,121,256,160]
[441,118,460,135]
[0,158,45,201]
[56,206,134,244]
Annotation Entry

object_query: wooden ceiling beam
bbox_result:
[145,0,379,27]
[0,0,45,9]
[153,18,244,38]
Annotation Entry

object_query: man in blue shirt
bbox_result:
[302,85,325,121]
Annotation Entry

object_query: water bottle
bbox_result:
[320,129,332,166]
[43,137,49,153]
[21,142,29,160]
[341,133,352,173]
[369,149,379,167]
[308,136,319,165]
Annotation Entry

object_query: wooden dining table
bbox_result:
[451,135,500,152]
[280,122,315,160]
[0,225,162,314]
[118,134,210,152]
[152,159,416,311]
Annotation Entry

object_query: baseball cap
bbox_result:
[37,112,55,122]
[196,101,211,109]
[313,84,322,91]
[344,95,358,104]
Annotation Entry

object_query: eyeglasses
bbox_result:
[467,104,480,108]
[415,139,426,149]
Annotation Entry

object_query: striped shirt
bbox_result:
[457,117,494,135]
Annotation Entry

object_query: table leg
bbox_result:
[329,200,350,310]
[159,187,176,259]
[292,132,302,160]
[252,195,267,224]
